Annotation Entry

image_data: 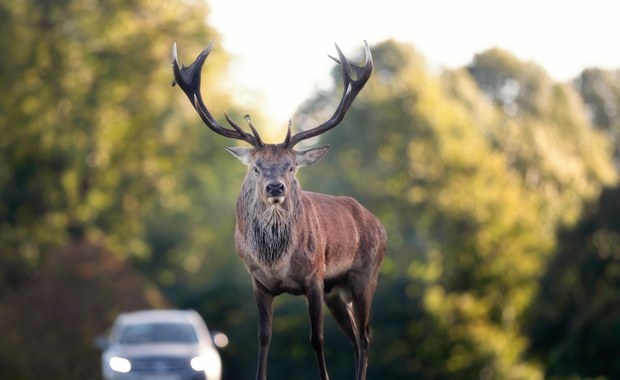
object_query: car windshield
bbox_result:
[119,322,198,345]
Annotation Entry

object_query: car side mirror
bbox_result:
[211,331,228,349]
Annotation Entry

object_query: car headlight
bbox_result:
[109,356,131,373]
[190,349,221,378]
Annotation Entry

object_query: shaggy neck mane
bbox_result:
[239,180,302,266]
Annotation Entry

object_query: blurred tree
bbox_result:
[576,68,620,166]
[467,49,617,225]
[525,185,620,379]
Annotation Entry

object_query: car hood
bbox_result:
[109,343,202,358]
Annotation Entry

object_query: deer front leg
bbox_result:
[306,278,330,380]
[252,279,274,380]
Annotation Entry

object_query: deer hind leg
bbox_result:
[350,275,379,380]
[325,285,361,378]
[306,278,330,380]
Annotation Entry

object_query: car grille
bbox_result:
[130,356,191,373]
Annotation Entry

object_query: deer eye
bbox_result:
[252,167,260,175]
[288,166,294,172]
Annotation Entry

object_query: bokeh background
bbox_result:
[1,1,620,379]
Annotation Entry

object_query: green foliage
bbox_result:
[576,68,620,163]
[525,185,620,379]
[467,49,616,225]
[1,0,212,256]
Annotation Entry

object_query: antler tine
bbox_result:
[223,112,265,148]
[287,41,373,147]
[244,115,264,147]
[172,41,262,147]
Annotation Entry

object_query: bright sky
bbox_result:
[205,0,620,126]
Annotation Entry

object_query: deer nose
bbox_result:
[266,182,285,197]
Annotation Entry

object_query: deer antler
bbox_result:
[284,41,373,147]
[172,41,264,147]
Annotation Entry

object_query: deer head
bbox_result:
[224,143,329,207]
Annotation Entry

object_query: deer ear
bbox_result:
[295,145,330,166]
[224,146,252,165]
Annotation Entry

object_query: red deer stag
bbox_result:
[172,41,386,380]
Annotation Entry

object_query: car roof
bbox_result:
[116,309,203,325]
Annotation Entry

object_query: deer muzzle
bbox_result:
[265,181,286,204]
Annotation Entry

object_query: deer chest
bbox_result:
[250,218,292,266]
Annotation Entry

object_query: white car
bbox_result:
[99,310,222,380]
